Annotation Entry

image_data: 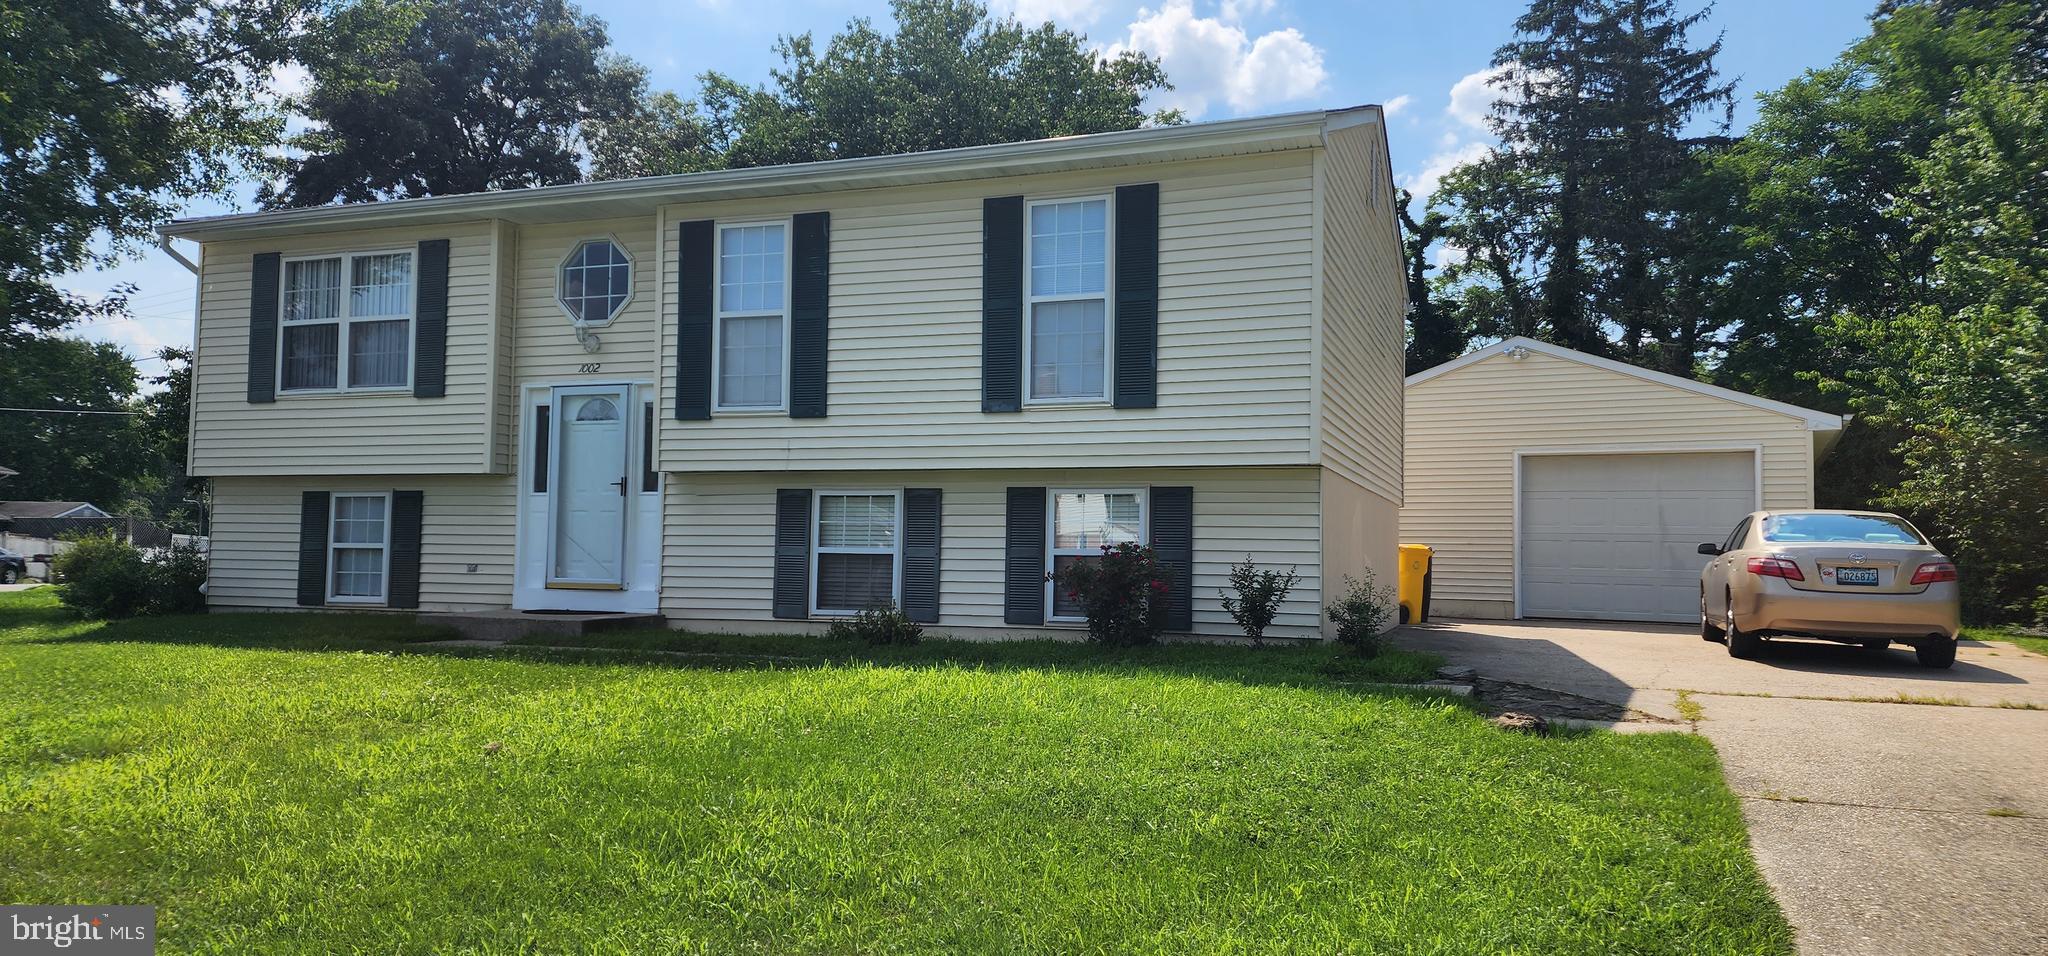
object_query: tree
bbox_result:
[701,0,1178,169]
[264,0,645,206]
[585,91,721,181]
[1395,190,1468,373]
[0,336,151,508]
[1813,26,2048,622]
[2,0,325,337]
[130,348,208,531]
[1432,0,1733,363]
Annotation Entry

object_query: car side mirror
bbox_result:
[1697,543,1722,556]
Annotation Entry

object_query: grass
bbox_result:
[1674,689,1706,723]
[0,589,1793,954]
[1966,625,2048,658]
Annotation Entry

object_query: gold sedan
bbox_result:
[1697,510,1962,668]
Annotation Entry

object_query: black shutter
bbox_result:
[772,489,811,619]
[414,239,450,398]
[247,252,281,403]
[901,488,942,623]
[642,402,658,492]
[675,219,715,421]
[789,211,830,418]
[296,491,330,606]
[1113,183,1160,409]
[1150,486,1194,631]
[531,405,551,493]
[981,196,1024,413]
[388,490,424,609]
[1003,486,1046,625]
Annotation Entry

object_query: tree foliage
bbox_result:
[0,336,150,509]
[699,0,1179,170]
[1,0,324,336]
[263,0,645,206]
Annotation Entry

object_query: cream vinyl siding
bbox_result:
[653,152,1319,472]
[514,217,661,381]
[206,475,516,612]
[662,467,1325,639]
[1319,466,1401,637]
[188,221,497,476]
[1401,349,1818,613]
[1317,121,1406,505]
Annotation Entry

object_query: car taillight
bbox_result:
[1745,555,1805,581]
[1910,562,1958,585]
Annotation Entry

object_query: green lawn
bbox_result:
[0,589,1792,954]
[1966,625,2048,657]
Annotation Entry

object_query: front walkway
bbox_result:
[1399,618,2048,956]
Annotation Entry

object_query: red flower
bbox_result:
[1150,580,1169,593]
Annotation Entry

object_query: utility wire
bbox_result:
[0,406,144,416]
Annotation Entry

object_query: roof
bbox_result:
[0,465,15,479]
[1405,336,1846,432]
[160,106,1383,243]
[0,501,109,519]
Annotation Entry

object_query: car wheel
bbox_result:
[0,567,16,585]
[1701,592,1720,642]
[1915,639,1957,669]
[1725,592,1763,659]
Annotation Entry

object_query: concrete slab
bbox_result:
[424,609,665,642]
[1396,618,2048,956]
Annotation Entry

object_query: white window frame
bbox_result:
[277,248,416,395]
[1044,487,1147,624]
[1022,194,1115,407]
[326,491,392,605]
[809,489,904,617]
[710,218,793,414]
[554,236,635,328]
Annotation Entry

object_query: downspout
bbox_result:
[159,234,200,275]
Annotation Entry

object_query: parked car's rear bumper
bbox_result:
[1740,579,1960,641]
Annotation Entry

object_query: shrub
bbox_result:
[51,533,150,619]
[1051,541,1167,647]
[1326,572,1397,657]
[1219,555,1299,645]
[148,543,210,615]
[824,604,923,645]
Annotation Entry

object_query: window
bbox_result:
[1719,518,1751,554]
[559,239,632,325]
[280,251,413,392]
[1047,490,1143,620]
[1025,197,1111,403]
[714,222,788,410]
[813,492,899,615]
[329,493,390,603]
[1762,513,1924,544]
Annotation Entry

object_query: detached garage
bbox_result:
[1402,338,1845,623]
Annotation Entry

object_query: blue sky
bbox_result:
[66,0,1878,372]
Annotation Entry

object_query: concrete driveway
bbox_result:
[1399,619,2048,956]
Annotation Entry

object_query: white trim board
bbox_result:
[1407,337,1845,433]
[1511,444,1763,621]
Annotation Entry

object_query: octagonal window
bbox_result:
[559,239,631,324]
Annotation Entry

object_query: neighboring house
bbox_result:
[1401,337,1846,624]
[0,501,114,520]
[160,107,1407,640]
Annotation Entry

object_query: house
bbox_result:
[1400,337,1845,624]
[0,501,114,520]
[159,107,1408,640]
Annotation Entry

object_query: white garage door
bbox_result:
[1519,451,1756,623]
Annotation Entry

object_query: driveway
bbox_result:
[1399,619,2048,956]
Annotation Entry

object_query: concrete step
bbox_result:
[424,609,666,643]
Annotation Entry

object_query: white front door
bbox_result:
[547,386,631,588]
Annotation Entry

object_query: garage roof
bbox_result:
[1407,336,1846,433]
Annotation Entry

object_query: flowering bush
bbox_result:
[1219,555,1300,645]
[1050,541,1168,647]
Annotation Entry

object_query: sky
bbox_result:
[61,0,1880,374]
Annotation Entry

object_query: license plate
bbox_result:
[1837,567,1879,586]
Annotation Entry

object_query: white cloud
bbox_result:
[1219,0,1273,21]
[1382,93,1413,118]
[1431,244,1468,269]
[1401,140,1490,204]
[1106,0,1327,117]
[1446,64,1511,129]
[269,63,312,101]
[1000,0,1111,26]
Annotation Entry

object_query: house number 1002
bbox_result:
[577,363,602,374]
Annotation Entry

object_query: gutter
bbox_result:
[159,106,1375,243]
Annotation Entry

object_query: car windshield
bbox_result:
[1761,514,1923,544]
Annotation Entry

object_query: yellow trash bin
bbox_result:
[1397,544,1434,624]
